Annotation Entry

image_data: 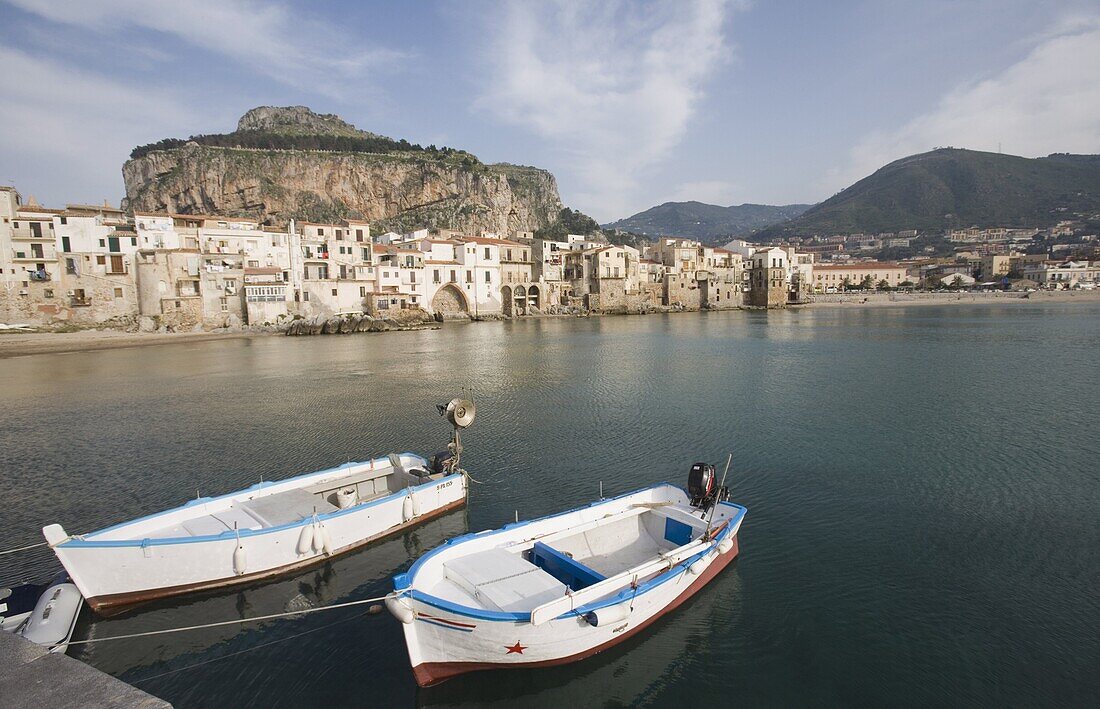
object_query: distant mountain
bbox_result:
[603,201,811,241]
[756,148,1100,238]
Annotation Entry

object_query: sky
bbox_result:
[1,0,1099,223]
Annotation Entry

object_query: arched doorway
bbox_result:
[501,285,513,317]
[431,284,469,318]
[527,284,540,311]
[513,285,527,316]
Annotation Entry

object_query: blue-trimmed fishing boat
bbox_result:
[387,462,746,686]
[43,399,475,613]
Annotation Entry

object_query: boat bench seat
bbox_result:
[241,488,338,527]
[444,547,567,613]
[530,542,606,590]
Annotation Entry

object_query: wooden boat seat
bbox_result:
[444,547,567,612]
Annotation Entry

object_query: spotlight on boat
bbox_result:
[432,398,476,475]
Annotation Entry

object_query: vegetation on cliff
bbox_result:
[123,107,562,234]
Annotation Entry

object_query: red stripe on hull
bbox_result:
[86,496,467,616]
[411,533,740,687]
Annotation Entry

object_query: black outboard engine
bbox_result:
[429,450,455,476]
[688,461,729,509]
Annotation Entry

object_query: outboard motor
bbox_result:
[688,462,729,509]
[429,451,455,476]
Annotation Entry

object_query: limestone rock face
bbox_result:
[122,108,564,235]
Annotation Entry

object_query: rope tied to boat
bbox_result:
[63,591,399,646]
[0,541,48,556]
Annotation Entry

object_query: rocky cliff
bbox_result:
[122,107,563,234]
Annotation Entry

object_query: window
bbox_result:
[484,271,491,283]
[356,229,364,242]
[44,289,54,298]
[220,297,228,311]
[30,222,42,238]
[109,255,124,274]
[484,247,491,259]
[335,229,343,240]
[466,270,472,283]
[99,239,106,247]
[450,270,456,282]
[65,258,76,274]
[61,236,71,252]
[332,288,338,296]
[433,269,441,284]
[361,248,369,260]
[131,237,137,246]
[96,255,106,265]
[303,291,309,302]
[59,217,67,225]
[114,288,123,299]
[359,286,366,297]
[317,228,325,236]
[506,249,512,260]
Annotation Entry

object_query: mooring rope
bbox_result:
[64,592,398,646]
[0,541,48,556]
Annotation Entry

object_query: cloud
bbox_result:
[5,0,408,96]
[477,0,737,221]
[824,15,1100,195]
[0,46,198,203]
[671,180,741,205]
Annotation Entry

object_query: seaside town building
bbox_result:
[9,182,1097,329]
[812,262,909,292]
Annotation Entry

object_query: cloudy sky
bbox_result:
[1,0,1099,222]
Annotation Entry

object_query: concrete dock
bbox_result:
[0,631,171,708]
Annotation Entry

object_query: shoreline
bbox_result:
[804,290,1100,308]
[3,290,1097,358]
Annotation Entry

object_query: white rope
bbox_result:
[65,592,397,646]
[0,541,48,556]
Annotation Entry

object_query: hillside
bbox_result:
[602,201,811,241]
[757,148,1100,238]
[123,106,563,235]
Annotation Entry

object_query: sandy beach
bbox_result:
[0,329,267,359]
[806,290,1100,308]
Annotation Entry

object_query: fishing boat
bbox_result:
[43,399,476,614]
[386,460,747,686]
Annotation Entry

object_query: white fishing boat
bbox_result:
[43,399,476,614]
[387,461,747,686]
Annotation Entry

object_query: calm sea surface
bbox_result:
[1,304,1098,707]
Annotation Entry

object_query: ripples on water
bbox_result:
[1,303,1098,707]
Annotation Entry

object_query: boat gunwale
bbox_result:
[59,457,460,549]
[394,484,746,622]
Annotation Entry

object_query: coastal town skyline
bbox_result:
[2,0,1099,221]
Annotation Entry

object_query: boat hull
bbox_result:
[54,473,467,614]
[403,533,740,687]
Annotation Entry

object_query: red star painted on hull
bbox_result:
[504,641,527,654]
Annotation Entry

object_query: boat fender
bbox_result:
[297,524,315,555]
[233,542,247,576]
[402,494,415,522]
[410,492,421,517]
[311,522,324,554]
[584,602,630,627]
[717,536,734,555]
[319,522,334,556]
[687,556,707,576]
[385,596,415,624]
